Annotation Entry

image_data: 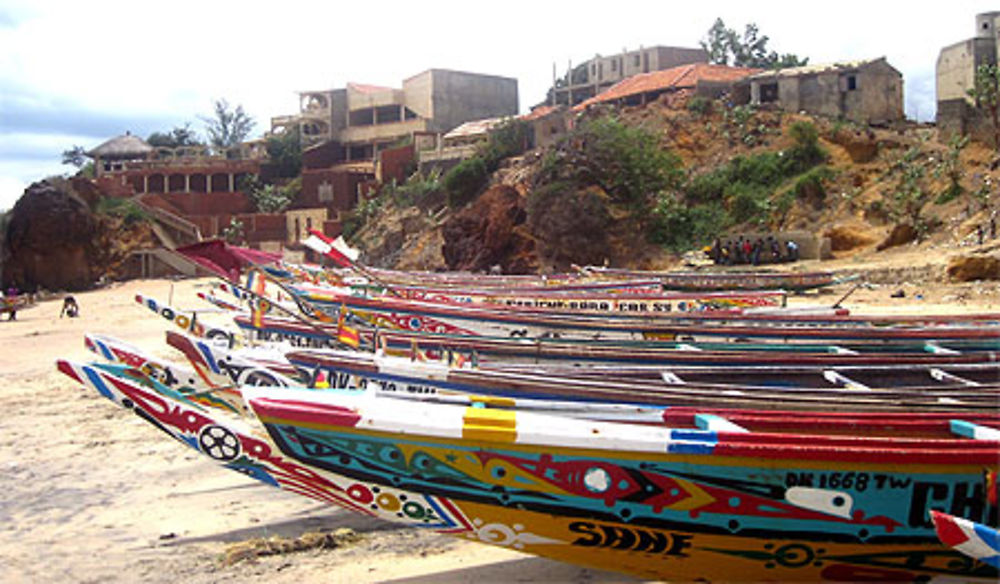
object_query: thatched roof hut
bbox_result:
[87,132,154,160]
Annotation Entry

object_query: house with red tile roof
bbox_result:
[573,63,762,112]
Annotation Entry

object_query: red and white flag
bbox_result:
[303,230,359,268]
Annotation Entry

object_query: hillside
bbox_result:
[352,96,999,281]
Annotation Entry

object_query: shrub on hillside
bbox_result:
[95,197,149,225]
[727,183,771,225]
[649,196,727,250]
[478,119,531,171]
[541,116,682,211]
[687,96,712,116]
[444,157,488,209]
[793,166,835,202]
[382,169,443,208]
[678,122,830,236]
[783,121,827,173]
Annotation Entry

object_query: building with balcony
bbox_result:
[271,69,517,220]
[271,69,519,161]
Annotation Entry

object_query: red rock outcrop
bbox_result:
[2,179,155,291]
[441,185,536,273]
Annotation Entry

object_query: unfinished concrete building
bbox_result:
[748,58,903,125]
[937,12,1000,140]
[271,69,517,223]
[549,45,709,107]
[271,69,519,161]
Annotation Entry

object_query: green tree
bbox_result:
[266,126,302,179]
[221,218,245,244]
[701,18,808,69]
[147,124,201,148]
[62,145,87,168]
[969,64,1000,150]
[885,144,935,239]
[478,118,531,170]
[935,134,969,204]
[201,99,255,154]
[240,175,292,213]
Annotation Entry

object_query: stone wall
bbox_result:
[937,98,996,146]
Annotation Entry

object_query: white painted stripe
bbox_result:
[950,419,1000,441]
[695,414,749,433]
[245,387,711,453]
[930,368,981,387]
[822,370,870,390]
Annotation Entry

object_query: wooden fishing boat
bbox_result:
[230,312,1000,367]
[291,280,790,315]
[581,265,849,291]
[930,510,999,569]
[278,348,1000,413]
[496,362,1000,390]
[241,384,999,582]
[78,336,1000,433]
[56,358,999,581]
[157,327,1000,409]
[289,290,1000,344]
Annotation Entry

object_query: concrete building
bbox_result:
[748,58,903,125]
[271,69,519,160]
[549,45,708,107]
[271,69,516,222]
[416,105,570,173]
[937,12,1000,140]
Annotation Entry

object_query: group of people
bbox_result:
[706,236,799,266]
[974,213,997,245]
[0,288,78,321]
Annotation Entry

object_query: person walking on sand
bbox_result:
[61,296,79,318]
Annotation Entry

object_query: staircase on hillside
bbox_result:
[129,195,205,278]
[133,195,203,250]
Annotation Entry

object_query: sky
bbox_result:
[0,0,995,211]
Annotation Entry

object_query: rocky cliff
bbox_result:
[1,179,156,292]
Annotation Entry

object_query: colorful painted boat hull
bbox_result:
[296,292,1000,344]
[245,387,999,581]
[583,266,845,292]
[930,510,1000,568]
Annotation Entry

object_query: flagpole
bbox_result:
[170,246,362,351]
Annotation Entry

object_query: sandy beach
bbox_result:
[0,258,995,583]
[0,277,644,584]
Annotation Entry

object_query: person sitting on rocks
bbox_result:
[60,296,79,318]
